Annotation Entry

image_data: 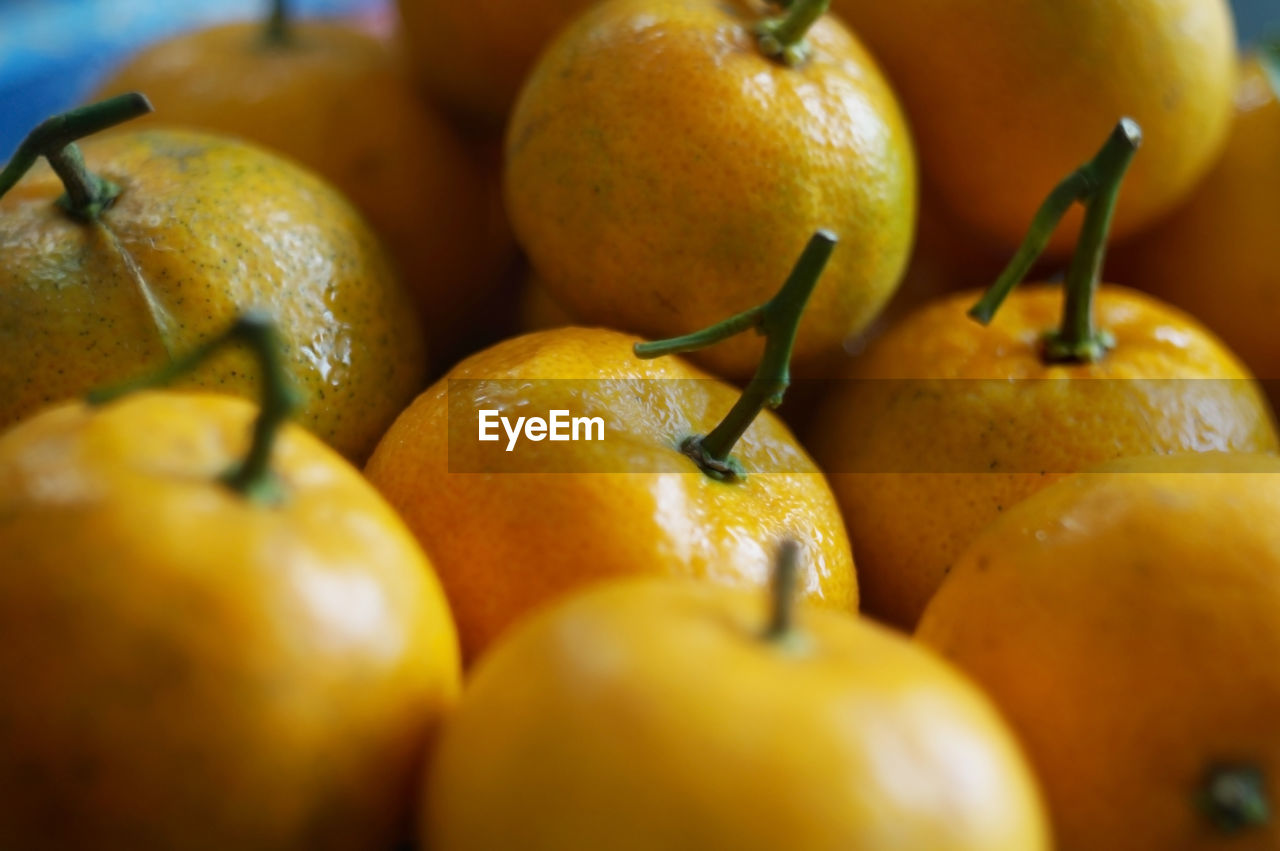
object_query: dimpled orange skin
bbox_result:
[504,0,916,379]
[0,129,426,461]
[90,21,506,363]
[830,0,1235,254]
[0,393,460,850]
[917,453,1280,849]
[364,327,856,662]
[1111,57,1280,381]
[398,0,598,125]
[425,576,1049,850]
[808,285,1279,629]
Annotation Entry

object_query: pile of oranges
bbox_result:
[0,0,1278,847]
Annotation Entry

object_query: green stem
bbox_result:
[0,93,153,221]
[967,118,1142,363]
[1200,764,1269,834]
[87,311,304,505]
[1262,37,1280,100]
[264,0,291,44]
[755,0,829,67]
[635,229,836,482]
[762,539,801,641]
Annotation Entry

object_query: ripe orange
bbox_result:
[1111,52,1280,382]
[505,0,916,378]
[809,120,1278,629]
[0,97,425,461]
[365,326,854,661]
[0,319,459,848]
[426,549,1048,849]
[90,16,506,363]
[366,232,857,661]
[918,453,1280,849]
[831,0,1236,253]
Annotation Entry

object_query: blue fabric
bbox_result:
[0,0,383,158]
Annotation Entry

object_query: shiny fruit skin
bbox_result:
[364,327,855,662]
[425,576,1049,850]
[505,0,916,379]
[0,128,426,461]
[1111,56,1280,381]
[397,0,597,125]
[917,453,1280,849]
[831,0,1236,253]
[0,393,461,850]
[90,21,506,364]
[809,285,1279,629]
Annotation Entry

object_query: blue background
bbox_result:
[0,0,1275,158]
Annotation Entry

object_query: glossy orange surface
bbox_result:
[918,453,1280,849]
[809,286,1279,629]
[364,327,855,662]
[398,0,598,124]
[1112,56,1280,381]
[0,129,426,460]
[0,392,460,849]
[91,20,509,363]
[505,0,916,379]
[425,576,1049,850]
[831,0,1236,254]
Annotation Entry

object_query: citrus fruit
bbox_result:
[89,9,506,363]
[0,95,426,461]
[809,121,1278,628]
[0,315,460,850]
[830,0,1236,252]
[918,452,1280,849]
[504,0,916,378]
[365,233,856,661]
[425,543,1049,850]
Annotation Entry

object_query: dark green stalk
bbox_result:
[0,93,153,221]
[264,0,291,45]
[635,229,836,482]
[88,312,303,505]
[755,0,830,67]
[1262,37,1280,100]
[763,539,801,640]
[968,118,1142,363]
[1199,764,1269,834]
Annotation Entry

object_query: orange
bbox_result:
[425,553,1048,849]
[365,327,854,662]
[504,0,916,378]
[90,16,507,364]
[810,285,1277,629]
[0,374,460,847]
[918,452,1280,849]
[809,120,1278,629]
[0,98,425,461]
[1110,53,1280,382]
[397,0,598,125]
[830,0,1236,253]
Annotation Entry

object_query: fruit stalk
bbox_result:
[0,93,153,221]
[1201,764,1270,833]
[968,118,1142,363]
[756,0,830,67]
[1263,38,1280,99]
[635,230,835,481]
[88,311,303,504]
[265,0,291,44]
[763,539,802,641]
